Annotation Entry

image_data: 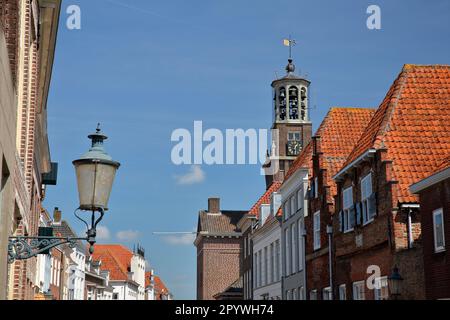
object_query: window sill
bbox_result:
[434,247,446,254]
[362,218,374,226]
[343,228,354,234]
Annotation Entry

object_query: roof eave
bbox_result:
[333,149,377,181]
[410,167,450,194]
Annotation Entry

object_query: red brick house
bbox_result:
[332,64,450,300]
[195,198,246,300]
[410,157,450,299]
[306,107,375,300]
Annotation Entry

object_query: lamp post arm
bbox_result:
[8,235,88,263]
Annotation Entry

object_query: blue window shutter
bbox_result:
[339,210,344,232]
[356,202,362,225]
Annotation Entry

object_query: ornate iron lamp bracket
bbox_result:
[7,236,87,264]
[7,207,105,263]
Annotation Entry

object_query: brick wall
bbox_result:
[0,0,19,85]
[419,178,450,299]
[196,237,242,300]
[333,149,425,299]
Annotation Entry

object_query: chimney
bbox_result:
[208,197,220,213]
[259,204,271,226]
[53,207,62,225]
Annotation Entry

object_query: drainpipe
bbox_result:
[407,209,413,249]
[327,225,333,300]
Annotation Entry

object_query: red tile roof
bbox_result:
[430,155,450,176]
[319,107,376,199]
[284,107,375,189]
[248,181,282,217]
[154,275,170,300]
[340,64,450,203]
[92,245,133,281]
[145,271,152,288]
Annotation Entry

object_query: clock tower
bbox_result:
[264,57,312,188]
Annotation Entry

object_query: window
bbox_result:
[299,287,304,300]
[338,284,346,300]
[298,220,304,270]
[291,224,297,273]
[264,247,268,285]
[352,281,365,300]
[342,187,355,232]
[433,208,446,252]
[286,290,291,300]
[361,174,376,224]
[113,293,118,300]
[258,251,262,287]
[284,202,290,220]
[297,189,303,212]
[309,290,317,300]
[285,229,290,276]
[275,240,281,281]
[313,211,321,250]
[322,287,332,300]
[270,243,274,283]
[288,132,301,141]
[290,196,296,216]
[253,253,258,288]
[374,277,389,300]
[244,237,247,257]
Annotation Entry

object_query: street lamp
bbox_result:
[388,266,404,300]
[8,124,120,262]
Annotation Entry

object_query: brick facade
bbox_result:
[196,237,242,300]
[0,0,61,300]
[412,168,450,299]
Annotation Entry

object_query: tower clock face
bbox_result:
[287,140,301,156]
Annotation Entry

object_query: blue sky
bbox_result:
[44,0,450,299]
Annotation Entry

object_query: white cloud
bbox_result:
[116,230,140,241]
[174,165,205,185]
[161,233,196,246]
[96,225,111,241]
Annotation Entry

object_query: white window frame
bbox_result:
[433,208,446,253]
[299,287,304,300]
[343,186,354,233]
[288,132,301,141]
[309,289,317,300]
[338,284,346,300]
[322,287,332,300]
[313,211,321,250]
[361,173,374,225]
[374,276,389,300]
[352,281,365,300]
